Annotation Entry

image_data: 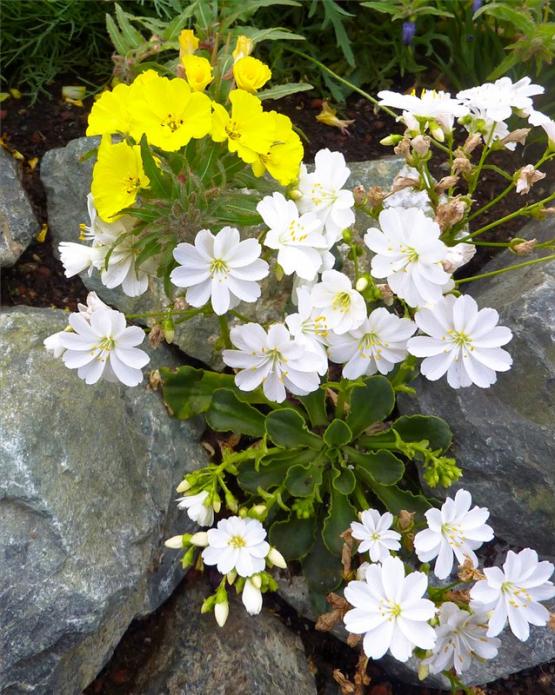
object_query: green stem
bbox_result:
[229,309,254,323]
[464,192,555,240]
[456,254,555,286]
[218,314,231,348]
[125,307,204,320]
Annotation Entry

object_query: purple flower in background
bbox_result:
[472,0,483,12]
[402,21,416,45]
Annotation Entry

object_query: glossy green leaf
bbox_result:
[238,448,315,493]
[269,516,316,560]
[393,415,452,453]
[302,531,343,595]
[206,389,265,438]
[347,376,395,438]
[266,408,323,450]
[369,482,432,515]
[298,389,328,427]
[323,419,352,448]
[285,460,323,497]
[322,473,357,555]
[331,466,356,495]
[346,447,404,486]
[161,367,236,419]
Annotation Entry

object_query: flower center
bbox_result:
[441,522,464,546]
[125,176,142,194]
[400,245,419,263]
[371,532,381,541]
[332,291,352,312]
[359,331,386,356]
[229,535,247,549]
[226,120,240,140]
[309,182,336,207]
[210,258,229,277]
[283,219,308,243]
[379,599,403,620]
[97,337,115,352]
[162,113,184,132]
[501,581,532,608]
[447,330,474,350]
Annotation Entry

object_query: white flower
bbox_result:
[242,575,263,615]
[471,548,555,641]
[297,148,355,244]
[52,304,149,386]
[364,208,452,308]
[423,603,500,675]
[214,599,229,627]
[527,109,555,146]
[377,89,468,136]
[76,291,110,318]
[202,516,270,577]
[442,237,476,273]
[223,322,321,403]
[344,556,436,662]
[460,108,515,149]
[257,192,329,280]
[408,294,513,388]
[285,287,329,375]
[350,510,401,563]
[58,242,98,277]
[356,562,371,581]
[310,270,366,334]
[414,489,494,580]
[170,227,269,315]
[43,330,67,359]
[327,308,416,379]
[457,77,544,123]
[177,490,214,527]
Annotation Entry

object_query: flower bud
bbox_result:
[211,494,222,513]
[242,577,263,615]
[164,535,185,549]
[355,277,369,292]
[435,175,459,193]
[342,228,352,243]
[248,504,267,519]
[429,122,445,142]
[267,546,287,569]
[180,546,196,569]
[379,134,403,147]
[162,317,175,344]
[288,188,302,201]
[190,531,209,547]
[418,662,430,681]
[511,238,537,255]
[225,489,238,513]
[176,479,191,493]
[214,599,229,627]
[353,185,366,206]
[226,569,237,584]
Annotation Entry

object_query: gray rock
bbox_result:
[278,572,555,689]
[131,576,316,695]
[41,137,404,367]
[0,307,207,695]
[0,148,39,267]
[399,216,555,558]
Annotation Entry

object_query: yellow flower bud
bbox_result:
[182,54,213,92]
[178,29,199,58]
[232,35,254,63]
[233,56,271,93]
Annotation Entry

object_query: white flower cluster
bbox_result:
[344,490,555,677]
[379,76,554,149]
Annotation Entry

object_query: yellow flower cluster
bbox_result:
[86,32,302,221]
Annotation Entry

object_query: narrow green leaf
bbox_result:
[139,135,170,198]
[206,389,265,438]
[114,3,145,48]
[106,14,129,55]
[323,419,352,448]
[266,409,323,450]
[270,516,316,560]
[347,376,395,438]
[346,447,404,486]
[257,82,314,101]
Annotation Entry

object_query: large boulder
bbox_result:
[0,148,39,267]
[129,576,317,695]
[399,216,555,558]
[0,307,207,695]
[40,137,404,368]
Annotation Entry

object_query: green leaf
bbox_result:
[322,472,357,555]
[331,466,356,495]
[269,516,316,560]
[393,415,452,453]
[139,135,170,198]
[206,389,265,438]
[346,448,404,486]
[266,409,323,450]
[285,460,324,497]
[257,82,314,101]
[114,3,145,48]
[298,389,328,428]
[368,482,432,515]
[302,531,343,594]
[238,454,298,493]
[235,26,306,43]
[105,14,129,55]
[161,367,236,419]
[323,419,352,448]
[347,376,396,438]
[474,3,535,33]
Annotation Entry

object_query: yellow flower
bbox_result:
[182,54,213,92]
[232,35,254,63]
[233,57,271,93]
[211,90,275,164]
[129,71,212,151]
[179,29,199,57]
[251,112,303,185]
[91,136,150,222]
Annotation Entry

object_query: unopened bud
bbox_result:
[418,662,430,681]
[429,122,445,142]
[249,504,267,519]
[380,134,403,147]
[511,238,537,255]
[212,495,222,513]
[224,489,238,513]
[353,185,366,206]
[250,573,263,589]
[342,228,352,243]
[267,546,287,569]
[162,317,175,344]
[214,599,229,627]
[411,134,431,156]
[180,545,196,569]
[435,175,459,193]
[227,569,237,584]
[164,535,185,549]
[176,479,191,493]
[288,188,302,201]
[355,277,369,292]
[190,531,209,547]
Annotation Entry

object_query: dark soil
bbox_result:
[2,85,554,695]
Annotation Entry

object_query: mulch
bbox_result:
[1,84,554,695]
